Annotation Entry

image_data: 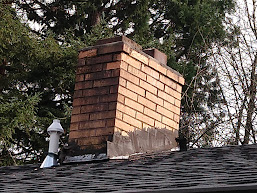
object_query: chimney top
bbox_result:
[95,36,142,51]
[143,48,167,66]
[94,36,167,65]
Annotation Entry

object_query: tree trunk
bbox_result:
[243,55,257,144]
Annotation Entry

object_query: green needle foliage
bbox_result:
[0,0,236,165]
[0,2,78,166]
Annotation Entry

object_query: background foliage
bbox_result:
[0,0,237,165]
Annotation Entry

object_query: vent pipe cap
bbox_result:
[40,119,64,168]
[47,119,64,134]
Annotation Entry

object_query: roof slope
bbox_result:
[1,144,257,192]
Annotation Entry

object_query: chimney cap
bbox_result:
[47,119,64,134]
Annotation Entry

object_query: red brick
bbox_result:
[158,90,175,103]
[126,81,145,97]
[123,114,142,129]
[146,75,164,90]
[118,86,138,101]
[85,71,113,80]
[137,95,156,110]
[146,91,164,106]
[95,127,114,136]
[110,85,119,93]
[176,84,182,93]
[71,114,89,123]
[82,87,109,97]
[115,119,134,132]
[72,107,81,115]
[106,61,120,70]
[142,64,159,80]
[127,65,147,80]
[97,41,124,55]
[149,59,167,75]
[106,119,115,127]
[164,100,175,110]
[69,129,96,139]
[86,54,113,65]
[154,120,166,128]
[163,101,180,115]
[164,85,175,96]
[173,105,181,115]
[72,98,81,106]
[136,112,154,126]
[73,90,83,98]
[144,107,162,122]
[116,110,123,120]
[99,94,117,103]
[160,75,177,90]
[157,105,173,119]
[174,114,180,123]
[143,123,152,128]
[117,102,136,117]
[81,103,108,113]
[117,94,125,104]
[79,49,97,58]
[148,58,158,69]
[76,74,84,82]
[166,70,179,83]
[79,120,106,129]
[130,50,149,64]
[120,69,140,85]
[174,99,181,108]
[174,123,179,130]
[74,81,93,90]
[69,129,94,139]
[90,110,116,120]
[78,58,86,66]
[112,69,120,77]
[139,79,157,95]
[179,76,185,85]
[162,116,176,128]
[125,97,144,112]
[119,77,127,87]
[70,123,79,131]
[165,86,181,100]
[115,52,142,69]
[120,60,128,70]
[73,96,100,106]
[76,64,103,74]
[109,102,117,110]
[173,90,182,100]
[93,77,119,87]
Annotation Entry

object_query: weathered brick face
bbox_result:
[68,36,184,158]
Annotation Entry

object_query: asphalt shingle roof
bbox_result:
[1,144,257,192]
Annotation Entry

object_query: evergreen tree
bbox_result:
[16,0,235,147]
[0,2,77,166]
[1,0,236,166]
[0,1,115,166]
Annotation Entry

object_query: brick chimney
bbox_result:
[64,36,184,162]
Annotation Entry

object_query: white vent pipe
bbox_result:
[40,119,64,168]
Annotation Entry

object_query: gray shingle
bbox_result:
[1,144,257,192]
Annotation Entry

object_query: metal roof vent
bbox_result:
[40,119,64,168]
